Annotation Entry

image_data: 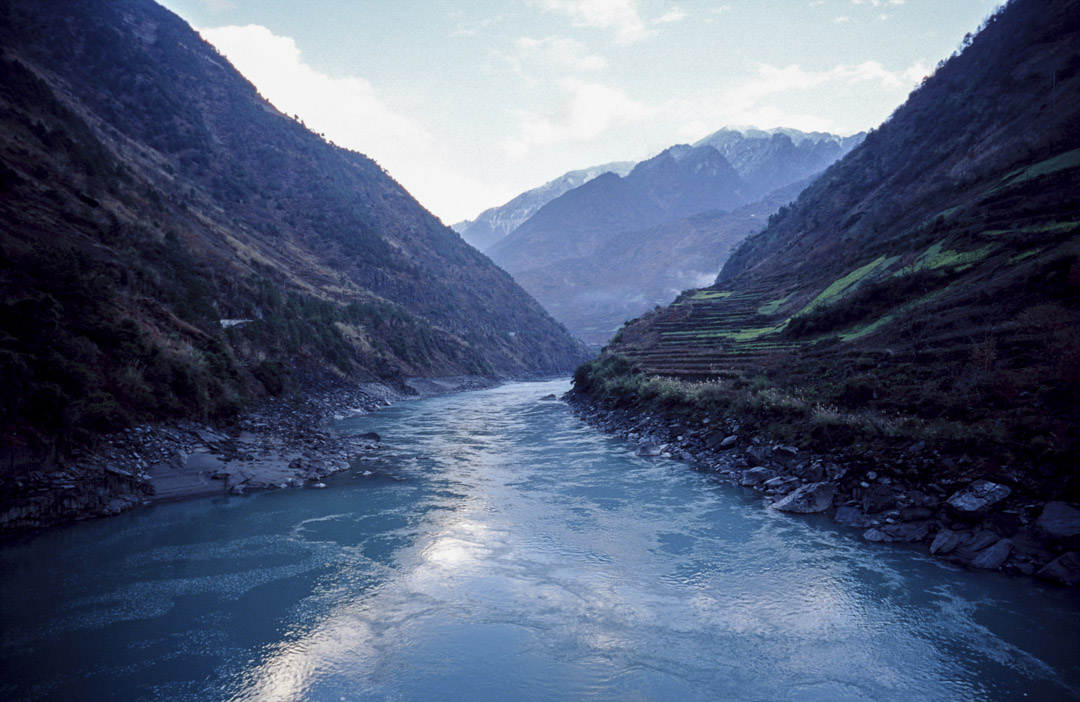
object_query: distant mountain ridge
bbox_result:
[453,161,634,252]
[485,127,863,343]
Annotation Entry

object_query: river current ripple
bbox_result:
[1,379,1078,701]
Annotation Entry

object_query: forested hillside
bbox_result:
[0,0,586,465]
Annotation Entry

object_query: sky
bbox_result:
[156,0,1004,225]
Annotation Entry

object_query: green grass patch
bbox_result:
[797,256,888,317]
[1009,247,1044,264]
[757,293,793,316]
[913,241,993,271]
[690,290,733,301]
[1001,148,1080,187]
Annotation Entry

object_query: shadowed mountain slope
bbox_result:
[582,0,1080,472]
[0,0,586,460]
[486,129,860,345]
[453,161,634,252]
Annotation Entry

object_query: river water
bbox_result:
[1,379,1078,701]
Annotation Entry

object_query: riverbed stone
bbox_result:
[835,505,873,528]
[930,528,963,555]
[946,480,1011,518]
[1034,502,1080,549]
[971,538,1013,570]
[1036,552,1080,587]
[740,467,775,487]
[772,482,836,513]
[861,483,896,514]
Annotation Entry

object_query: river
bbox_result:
[1,379,1078,701]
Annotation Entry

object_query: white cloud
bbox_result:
[655,9,688,24]
[671,60,929,138]
[853,0,905,5]
[834,15,851,22]
[536,0,652,44]
[516,36,609,73]
[198,24,495,223]
[501,80,654,157]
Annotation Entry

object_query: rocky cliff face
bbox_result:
[0,0,587,466]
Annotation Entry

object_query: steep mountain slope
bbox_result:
[695,127,865,202]
[512,179,809,344]
[0,0,586,462]
[486,128,859,345]
[583,0,1080,474]
[487,144,747,273]
[453,161,633,252]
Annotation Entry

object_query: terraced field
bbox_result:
[625,281,805,379]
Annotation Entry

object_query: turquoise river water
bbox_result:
[1,379,1079,701]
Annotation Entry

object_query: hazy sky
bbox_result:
[157,0,1003,224]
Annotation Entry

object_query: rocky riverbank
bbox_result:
[0,374,498,535]
[565,389,1080,588]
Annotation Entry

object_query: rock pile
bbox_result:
[0,377,399,533]
[565,390,1080,587]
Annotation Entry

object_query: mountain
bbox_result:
[486,129,861,344]
[579,0,1080,474]
[488,144,747,273]
[453,161,634,252]
[694,127,865,202]
[511,179,810,344]
[0,0,586,460]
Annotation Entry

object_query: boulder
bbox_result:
[863,528,891,542]
[358,432,381,442]
[930,528,962,555]
[864,521,931,543]
[1034,502,1080,549]
[899,506,934,522]
[772,482,836,513]
[720,435,738,449]
[834,506,873,528]
[946,480,1011,518]
[861,483,896,514]
[971,538,1013,570]
[637,442,663,457]
[745,446,769,466]
[739,467,775,487]
[1037,552,1080,587]
[952,530,1001,562]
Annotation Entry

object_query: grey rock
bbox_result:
[971,538,1012,570]
[930,528,962,555]
[1034,502,1080,548]
[863,528,891,542]
[1037,552,1080,587]
[719,435,738,449]
[186,453,225,473]
[900,506,934,522]
[772,482,836,513]
[740,467,775,487]
[861,483,896,514]
[835,506,873,528]
[953,530,1001,562]
[946,480,1011,517]
[637,442,664,457]
[866,521,931,543]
